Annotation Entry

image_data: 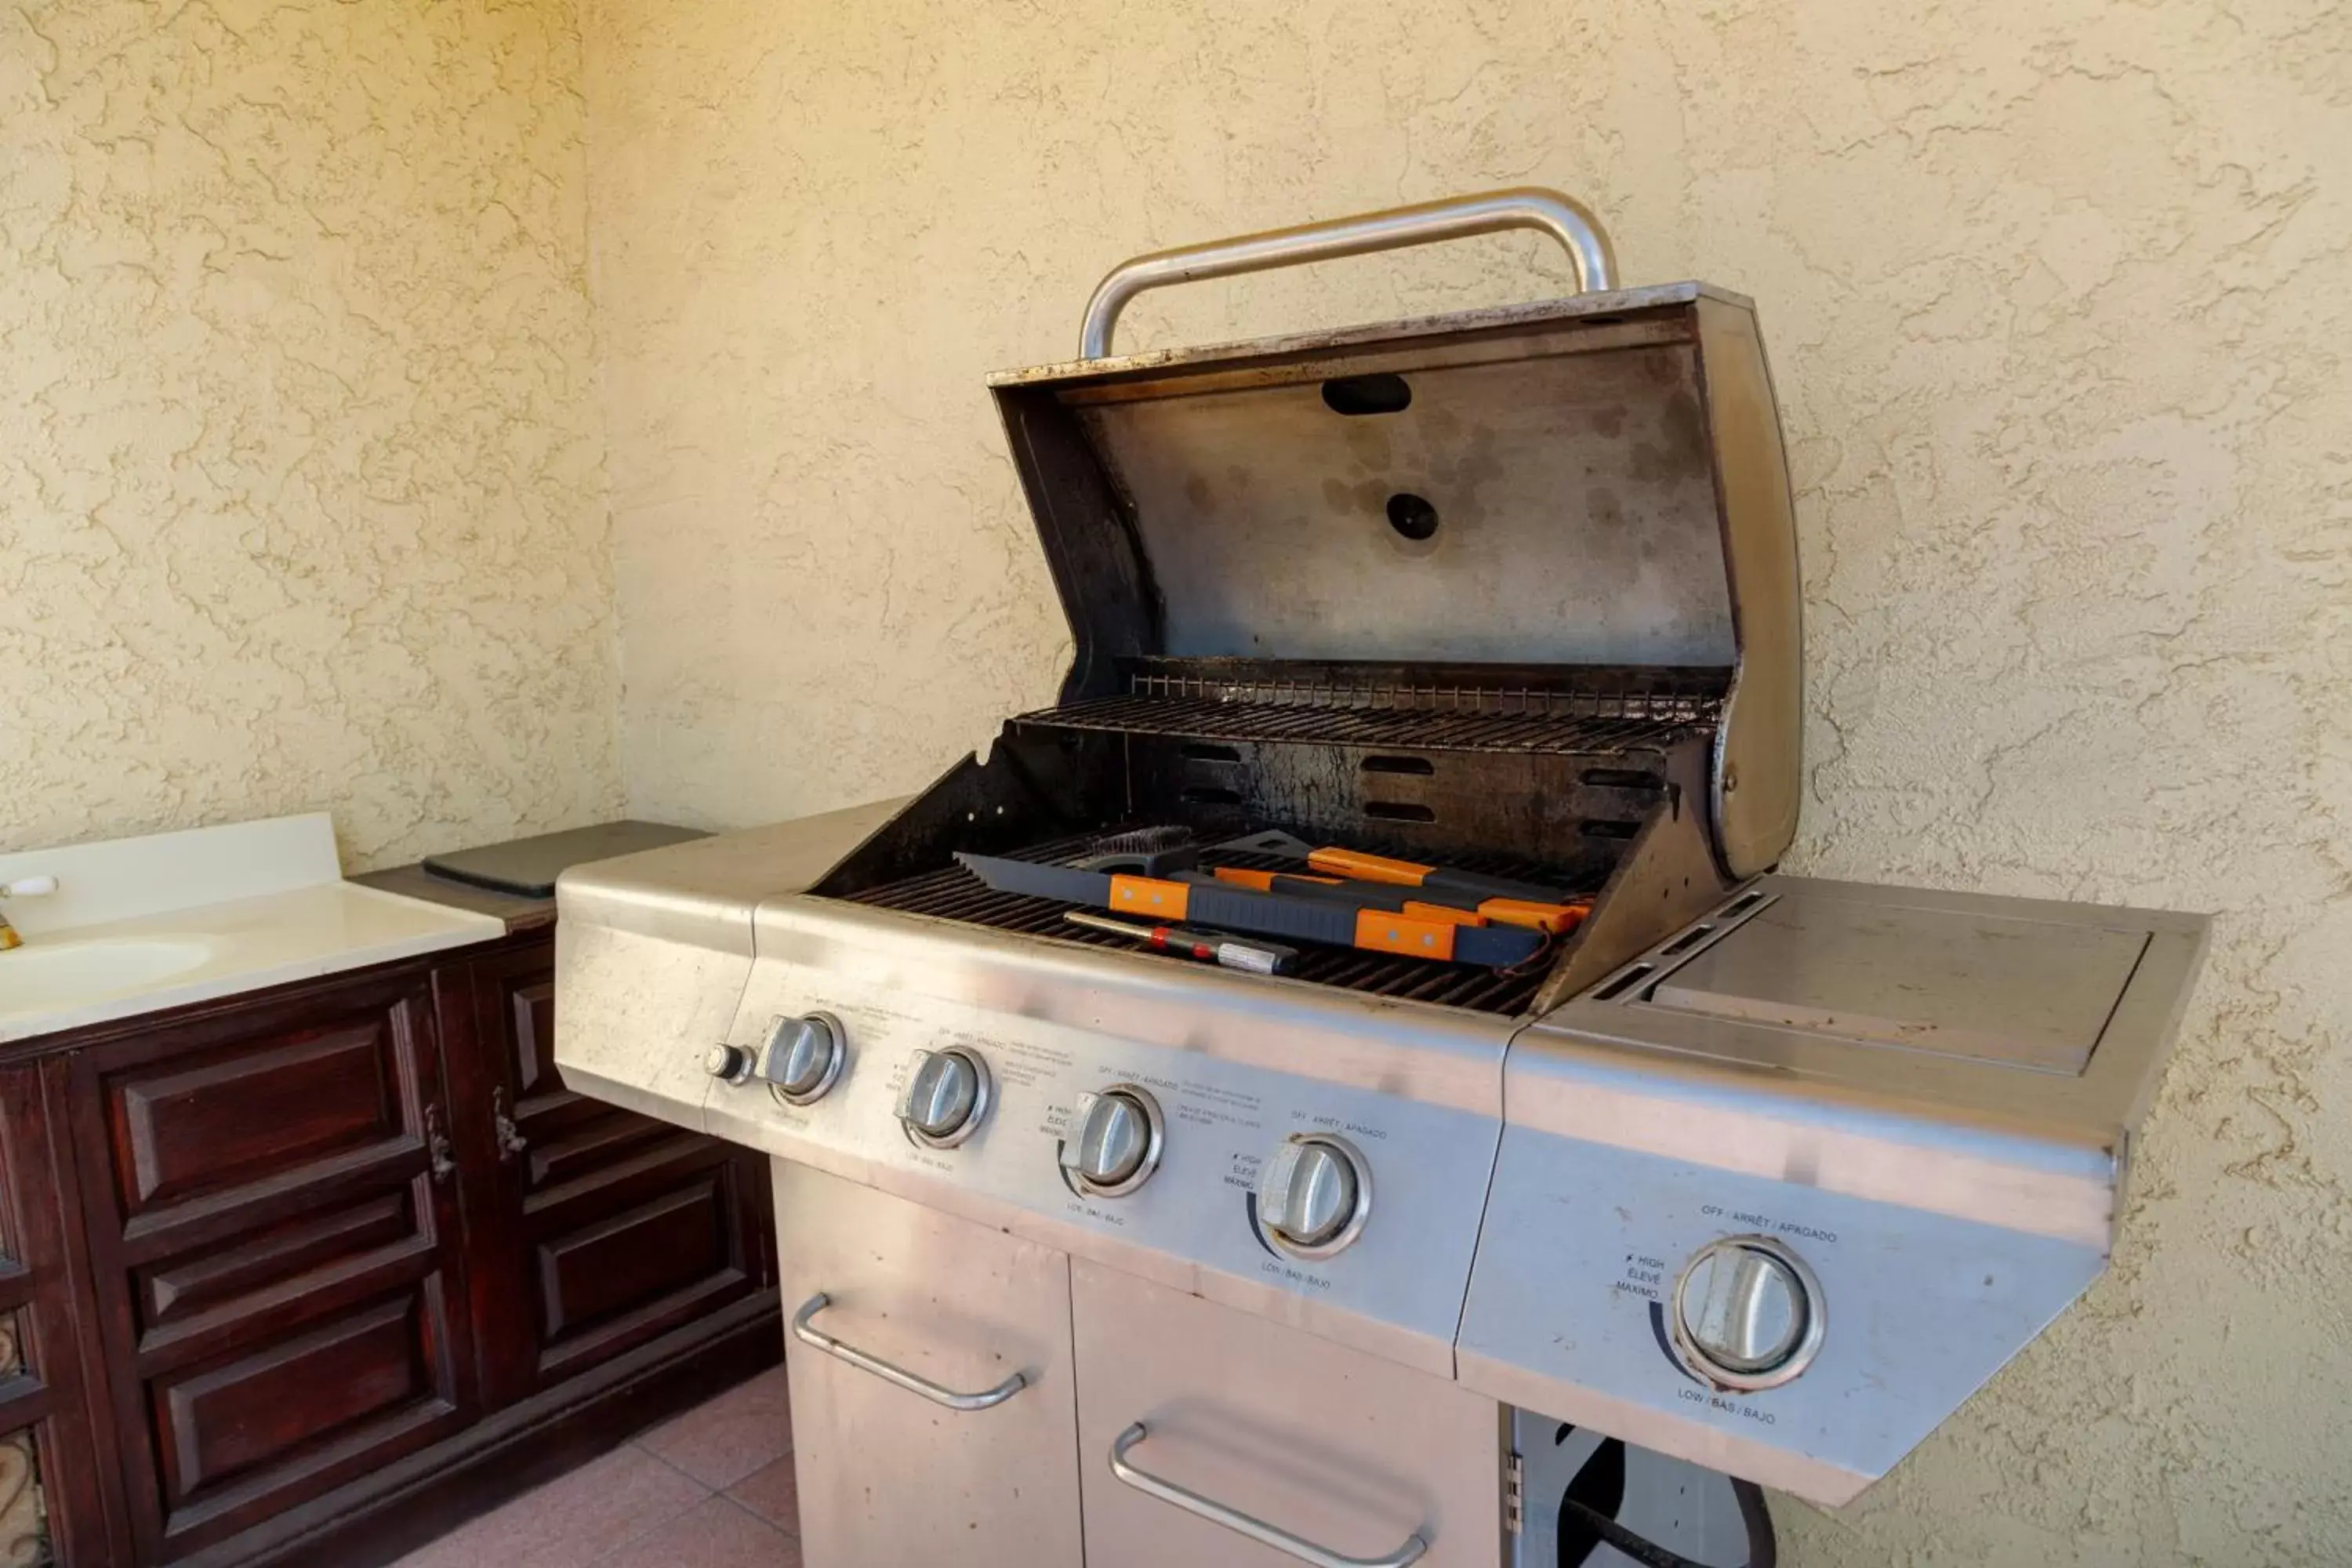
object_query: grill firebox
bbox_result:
[843,832,1561,1014]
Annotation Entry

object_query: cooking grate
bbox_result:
[1016,694,1700,755]
[836,832,1566,1016]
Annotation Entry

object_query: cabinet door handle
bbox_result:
[493,1088,528,1159]
[1108,1421,1428,1568]
[423,1105,456,1183]
[789,1293,1028,1412]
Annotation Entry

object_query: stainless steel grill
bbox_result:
[557,188,2212,1568]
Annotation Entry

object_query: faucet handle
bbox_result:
[0,876,56,898]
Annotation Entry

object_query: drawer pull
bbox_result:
[424,1106,456,1184]
[790,1293,1028,1412]
[493,1088,528,1159]
[1109,1421,1428,1568]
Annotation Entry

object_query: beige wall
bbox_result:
[587,2,2349,1561]
[0,0,619,872]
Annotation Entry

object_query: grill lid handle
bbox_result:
[1079,187,1617,360]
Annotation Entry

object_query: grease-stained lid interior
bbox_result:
[1051,302,1742,670]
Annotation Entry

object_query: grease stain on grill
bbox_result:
[1661,388,1705,456]
[1629,442,1680,482]
[1345,420,1395,471]
[1422,425,1501,528]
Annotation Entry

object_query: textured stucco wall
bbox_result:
[0,0,619,872]
[586,2,2350,1562]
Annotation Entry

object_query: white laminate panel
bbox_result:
[0,882,499,1042]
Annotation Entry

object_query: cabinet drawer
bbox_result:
[133,1189,432,1352]
[110,1022,408,1219]
[148,1283,469,1543]
[529,1142,760,1382]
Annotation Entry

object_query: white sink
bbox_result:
[1,937,221,1015]
[0,815,509,1043]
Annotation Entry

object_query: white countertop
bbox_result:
[0,814,503,1044]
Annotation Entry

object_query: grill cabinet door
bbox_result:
[1071,1257,1504,1567]
[773,1162,1082,1568]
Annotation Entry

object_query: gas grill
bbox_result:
[555,190,2210,1568]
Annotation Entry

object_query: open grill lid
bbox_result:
[986,191,1804,877]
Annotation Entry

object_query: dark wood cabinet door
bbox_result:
[448,939,774,1410]
[0,1056,134,1566]
[66,968,479,1563]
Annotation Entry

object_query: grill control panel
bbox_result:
[706,910,1511,1377]
[1457,1127,2106,1501]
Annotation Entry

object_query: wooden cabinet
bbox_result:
[0,1058,136,1566]
[446,942,771,1408]
[0,930,778,1567]
[66,970,480,1563]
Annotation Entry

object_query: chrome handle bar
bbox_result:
[1079,186,1617,358]
[790,1293,1029,1412]
[1108,1421,1428,1568]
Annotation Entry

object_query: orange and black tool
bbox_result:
[953,852,1546,967]
[1212,830,1586,924]
[1197,867,1586,935]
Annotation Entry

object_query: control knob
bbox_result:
[703,1042,756,1086]
[897,1048,992,1148]
[1670,1236,1824,1389]
[1060,1087,1163,1196]
[1256,1134,1370,1258]
[761,1013,846,1105]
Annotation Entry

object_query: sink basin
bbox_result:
[0,938,220,1015]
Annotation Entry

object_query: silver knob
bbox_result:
[1060,1087,1162,1196]
[761,1013,845,1105]
[704,1042,754,1085]
[1671,1236,1824,1389]
[1257,1135,1369,1258]
[896,1048,992,1148]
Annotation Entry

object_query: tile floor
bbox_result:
[394,1367,800,1568]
